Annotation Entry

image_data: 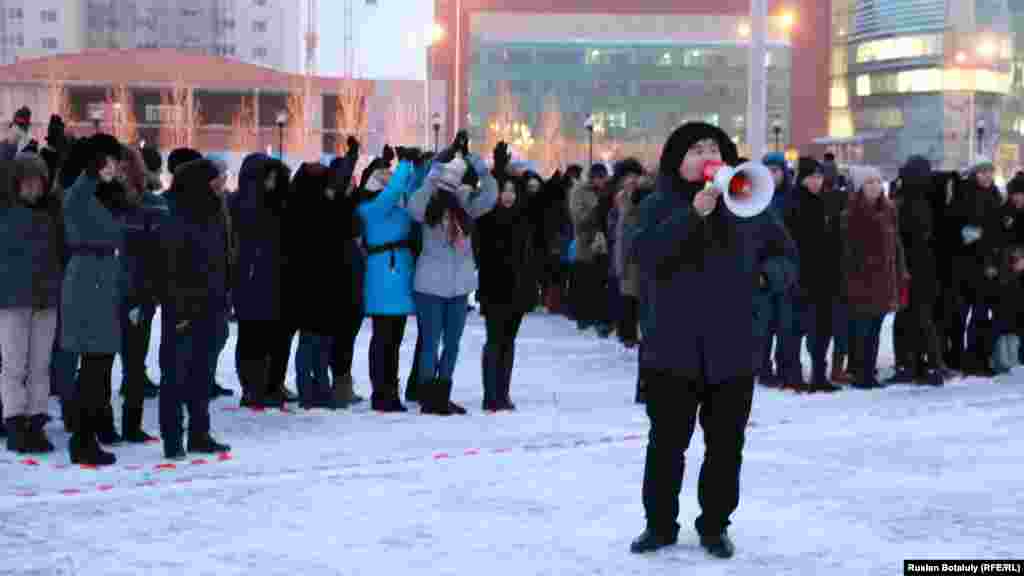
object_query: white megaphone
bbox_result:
[701,160,775,218]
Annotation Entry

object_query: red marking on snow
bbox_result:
[279,407,294,414]
[97,485,114,492]
[155,463,176,470]
[60,489,81,495]
[137,480,158,487]
[464,449,480,456]
[493,448,512,454]
[623,434,643,441]
[190,459,208,466]
[432,452,450,460]
[222,407,241,412]
[20,458,40,466]
[79,464,97,470]
[175,478,192,484]
[217,452,232,462]
[247,406,266,413]
[16,491,36,498]
[125,464,143,470]
[144,438,161,444]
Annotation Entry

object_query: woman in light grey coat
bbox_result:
[60,133,124,466]
[408,145,497,415]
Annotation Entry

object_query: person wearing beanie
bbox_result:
[570,161,612,332]
[407,134,498,416]
[159,158,232,460]
[842,165,907,389]
[610,158,646,348]
[757,151,795,384]
[782,157,844,392]
[999,173,1024,247]
[946,155,1003,375]
[40,115,67,184]
[2,107,39,161]
[626,122,796,559]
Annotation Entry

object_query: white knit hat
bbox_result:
[436,156,467,191]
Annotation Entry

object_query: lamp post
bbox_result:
[276,110,288,160]
[977,119,986,157]
[584,114,595,167]
[431,112,442,152]
[772,119,782,152]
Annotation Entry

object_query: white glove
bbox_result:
[962,225,983,245]
[128,307,141,326]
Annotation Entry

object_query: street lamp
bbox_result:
[276,110,288,160]
[977,119,986,157]
[772,119,783,152]
[89,108,103,134]
[431,112,442,152]
[584,114,595,167]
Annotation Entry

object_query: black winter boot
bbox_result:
[700,530,736,559]
[372,380,407,413]
[629,528,678,554]
[422,379,466,416]
[26,414,55,453]
[5,416,29,453]
[69,409,116,467]
[187,433,231,454]
[95,406,122,446]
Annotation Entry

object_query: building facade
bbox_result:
[825,0,1021,177]
[0,0,303,73]
[431,0,830,168]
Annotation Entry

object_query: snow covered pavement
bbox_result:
[1,312,1022,575]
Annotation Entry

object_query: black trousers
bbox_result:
[575,258,609,326]
[236,320,294,397]
[892,310,911,368]
[120,304,153,433]
[906,295,944,374]
[482,309,525,405]
[76,354,115,436]
[619,295,639,343]
[330,313,364,380]
[160,315,214,446]
[641,371,755,539]
[369,315,407,396]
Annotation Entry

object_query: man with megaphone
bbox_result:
[625,122,796,559]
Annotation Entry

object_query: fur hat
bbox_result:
[658,122,739,183]
[796,157,823,186]
[436,156,468,192]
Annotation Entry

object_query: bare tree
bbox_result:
[106,85,138,144]
[159,78,203,150]
[483,81,525,161]
[334,79,371,153]
[229,95,257,154]
[536,92,566,176]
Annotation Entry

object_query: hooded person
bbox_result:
[407,137,498,416]
[762,151,793,216]
[755,151,795,384]
[475,172,538,411]
[625,122,796,559]
[1,107,39,161]
[159,158,231,460]
[889,156,947,386]
[782,157,844,392]
[230,153,295,408]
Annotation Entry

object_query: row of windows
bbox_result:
[1,35,58,49]
[6,9,56,23]
[855,68,1011,96]
[854,34,943,64]
[479,46,787,69]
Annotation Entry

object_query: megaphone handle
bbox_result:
[694,182,720,218]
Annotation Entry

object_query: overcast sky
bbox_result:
[318,0,435,80]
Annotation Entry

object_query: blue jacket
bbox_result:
[357,160,417,316]
[119,191,168,310]
[0,183,63,311]
[60,175,124,354]
[628,174,797,384]
[230,154,291,322]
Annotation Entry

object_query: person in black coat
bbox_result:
[997,174,1024,248]
[327,138,366,408]
[783,157,843,392]
[891,156,947,385]
[626,123,796,559]
[160,159,231,460]
[476,175,538,411]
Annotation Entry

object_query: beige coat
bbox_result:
[569,180,603,262]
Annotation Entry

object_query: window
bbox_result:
[586,49,629,66]
[253,46,268,58]
[606,111,627,129]
[830,77,848,108]
[41,9,57,23]
[8,8,23,19]
[253,21,267,33]
[859,107,904,129]
[181,8,200,17]
[13,34,24,47]
[218,18,235,30]
[855,68,1011,96]
[41,37,58,50]
[254,0,268,6]
[854,34,942,64]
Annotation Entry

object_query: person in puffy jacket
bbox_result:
[0,154,62,453]
[407,134,497,416]
[160,159,232,460]
[626,122,796,559]
[356,151,418,413]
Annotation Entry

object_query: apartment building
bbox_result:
[0,0,303,72]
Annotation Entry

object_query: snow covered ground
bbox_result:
[1,312,1022,576]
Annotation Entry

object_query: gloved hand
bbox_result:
[454,130,470,156]
[346,136,360,157]
[962,225,983,245]
[128,307,142,326]
[175,320,191,334]
[382,145,395,166]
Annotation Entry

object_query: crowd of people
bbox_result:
[1,104,1022,475]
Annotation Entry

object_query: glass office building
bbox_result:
[463,11,794,166]
[826,0,1020,177]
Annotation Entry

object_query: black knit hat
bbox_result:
[167,148,202,175]
[141,145,163,173]
[796,157,823,186]
[1009,173,1024,197]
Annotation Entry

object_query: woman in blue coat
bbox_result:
[60,134,125,466]
[356,155,417,412]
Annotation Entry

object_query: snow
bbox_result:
[1,312,1023,575]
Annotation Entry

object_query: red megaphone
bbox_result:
[702,160,753,200]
